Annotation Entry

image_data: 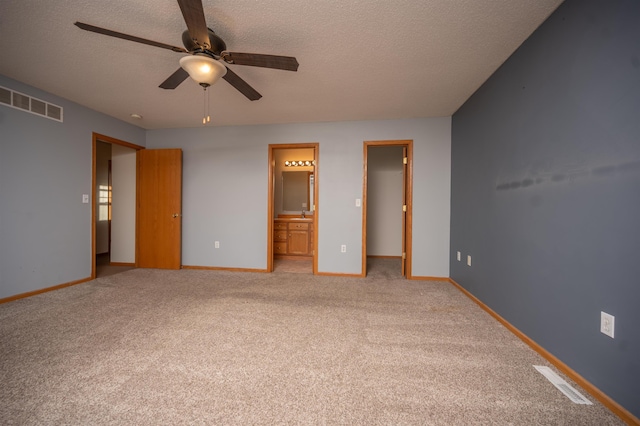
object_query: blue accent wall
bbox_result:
[451,0,640,417]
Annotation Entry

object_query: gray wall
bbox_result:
[0,75,146,299]
[451,0,640,417]
[147,117,451,276]
[0,74,450,298]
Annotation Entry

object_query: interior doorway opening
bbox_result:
[362,140,413,278]
[95,141,112,268]
[267,143,319,274]
[91,133,143,279]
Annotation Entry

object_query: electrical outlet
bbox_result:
[341,244,347,253]
[600,312,615,338]
[214,241,220,249]
[467,255,472,266]
[457,251,461,261]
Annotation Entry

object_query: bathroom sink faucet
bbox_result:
[301,210,306,218]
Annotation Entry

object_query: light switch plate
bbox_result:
[82,194,89,204]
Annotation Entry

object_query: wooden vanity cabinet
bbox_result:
[288,222,309,255]
[274,219,313,258]
[274,222,288,255]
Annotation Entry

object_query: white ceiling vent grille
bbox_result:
[0,85,63,122]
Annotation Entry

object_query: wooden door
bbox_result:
[401,146,408,277]
[137,149,182,269]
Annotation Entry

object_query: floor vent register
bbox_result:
[534,365,592,405]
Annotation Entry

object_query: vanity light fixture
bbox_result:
[285,160,315,167]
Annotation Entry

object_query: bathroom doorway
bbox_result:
[267,143,319,274]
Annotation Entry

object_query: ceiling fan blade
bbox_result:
[222,52,299,71]
[177,0,211,50]
[222,68,262,101]
[159,68,190,89]
[74,22,187,52]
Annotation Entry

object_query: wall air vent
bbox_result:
[534,366,592,405]
[0,85,63,122]
[0,87,10,105]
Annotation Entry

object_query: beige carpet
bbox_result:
[0,261,622,425]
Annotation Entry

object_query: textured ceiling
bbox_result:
[0,0,563,129]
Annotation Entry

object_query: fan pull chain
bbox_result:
[202,86,207,125]
[207,86,211,123]
[201,84,212,125]
[198,82,214,125]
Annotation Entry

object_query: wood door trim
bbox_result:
[91,133,144,280]
[94,133,145,150]
[108,160,112,257]
[267,146,275,271]
[362,140,413,278]
[268,143,319,274]
[409,276,450,281]
[401,145,407,276]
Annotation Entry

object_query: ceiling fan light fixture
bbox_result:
[179,55,227,86]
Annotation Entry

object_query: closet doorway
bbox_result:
[362,140,413,278]
[267,143,319,274]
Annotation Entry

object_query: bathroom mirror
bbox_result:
[282,171,314,212]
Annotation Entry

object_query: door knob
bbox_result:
[172,213,181,218]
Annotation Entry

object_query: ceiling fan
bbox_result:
[74,0,299,102]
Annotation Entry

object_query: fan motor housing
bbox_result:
[182,29,227,55]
